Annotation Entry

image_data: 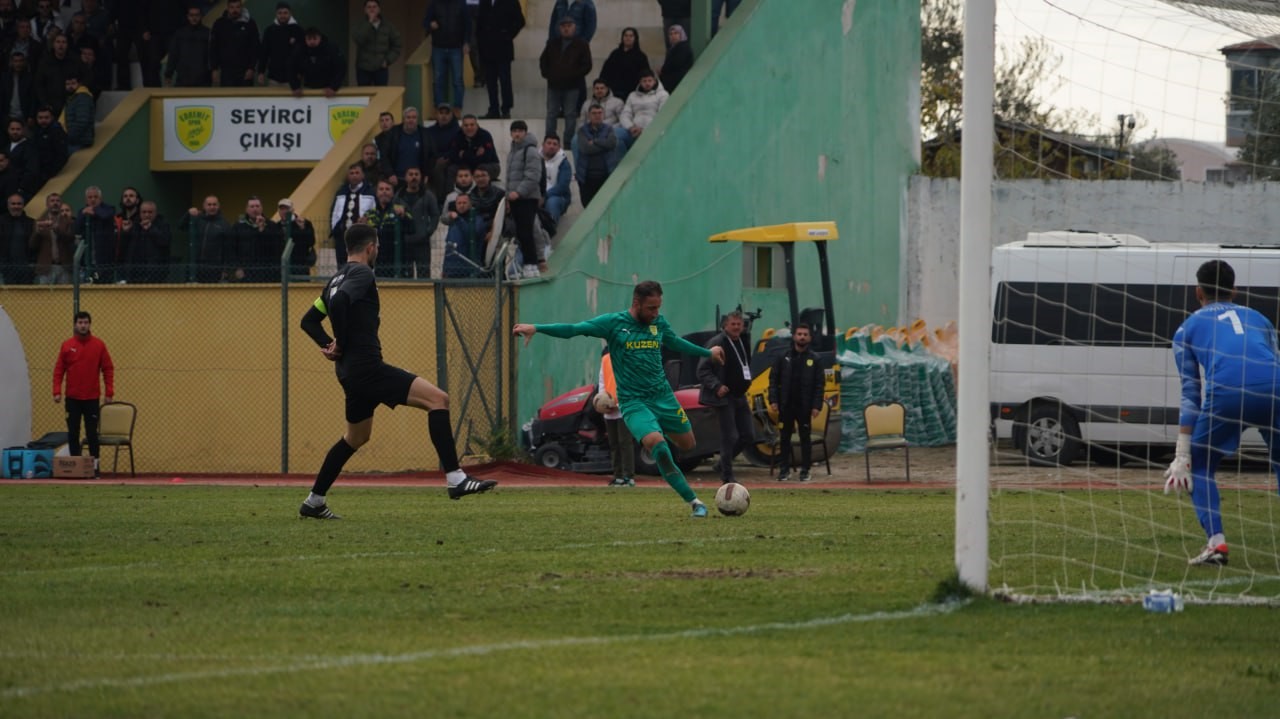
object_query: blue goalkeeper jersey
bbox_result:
[1172,301,1280,427]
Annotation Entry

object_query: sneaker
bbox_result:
[521,264,541,279]
[798,470,812,482]
[448,476,499,500]
[690,502,708,518]
[299,502,341,519]
[1188,543,1229,566]
[608,477,630,486]
[623,477,636,487]
[776,469,791,482]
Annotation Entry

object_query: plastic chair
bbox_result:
[863,401,909,482]
[98,401,136,476]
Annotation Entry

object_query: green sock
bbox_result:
[651,441,696,503]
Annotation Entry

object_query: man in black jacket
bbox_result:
[210,0,259,87]
[768,323,826,482]
[289,27,344,97]
[6,118,39,200]
[697,310,754,484]
[476,0,525,119]
[259,2,305,87]
[0,191,33,284]
[165,5,212,87]
[0,50,35,125]
[32,106,66,186]
[423,0,469,111]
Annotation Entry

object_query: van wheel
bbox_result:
[1020,405,1081,466]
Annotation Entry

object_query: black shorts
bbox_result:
[340,363,417,423]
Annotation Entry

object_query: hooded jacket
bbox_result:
[259,15,303,82]
[210,10,260,77]
[579,89,624,126]
[505,131,543,200]
[544,149,572,205]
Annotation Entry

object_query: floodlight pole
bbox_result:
[955,0,994,593]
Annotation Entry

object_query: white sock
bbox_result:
[305,492,326,507]
[1209,533,1226,548]
[690,498,703,507]
[446,469,466,487]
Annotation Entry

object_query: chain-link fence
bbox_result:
[3,240,515,475]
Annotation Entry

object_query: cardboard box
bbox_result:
[53,456,95,479]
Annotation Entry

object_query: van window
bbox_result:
[992,282,1280,347]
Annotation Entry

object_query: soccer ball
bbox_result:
[714,482,751,516]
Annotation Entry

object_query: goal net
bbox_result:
[959,0,1280,605]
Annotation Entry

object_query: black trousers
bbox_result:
[65,397,100,458]
[579,176,607,207]
[511,197,539,265]
[483,60,513,113]
[715,394,754,482]
[778,408,812,472]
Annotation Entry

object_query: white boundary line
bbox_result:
[1,601,965,699]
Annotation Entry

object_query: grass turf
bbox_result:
[1,484,1277,718]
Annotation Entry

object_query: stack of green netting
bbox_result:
[836,333,957,452]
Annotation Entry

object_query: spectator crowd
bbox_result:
[0,0,729,285]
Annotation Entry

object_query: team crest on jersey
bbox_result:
[174,105,214,153]
[649,325,658,335]
[806,358,814,366]
[328,273,346,299]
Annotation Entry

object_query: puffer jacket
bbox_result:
[619,80,669,130]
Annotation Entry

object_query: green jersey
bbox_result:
[535,311,712,401]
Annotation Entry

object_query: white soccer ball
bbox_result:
[714,482,751,517]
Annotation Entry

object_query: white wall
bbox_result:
[906,178,1280,328]
[0,306,32,450]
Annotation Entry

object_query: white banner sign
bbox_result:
[161,97,370,162]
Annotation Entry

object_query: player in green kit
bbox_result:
[514,281,726,517]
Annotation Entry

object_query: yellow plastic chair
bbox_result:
[98,401,137,476]
[863,401,909,483]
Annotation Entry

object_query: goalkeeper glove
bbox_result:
[1163,434,1192,495]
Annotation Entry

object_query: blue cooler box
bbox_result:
[2,448,54,479]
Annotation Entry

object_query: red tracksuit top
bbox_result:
[53,334,114,400]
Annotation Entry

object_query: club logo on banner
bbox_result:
[161,96,372,162]
[174,105,214,153]
[328,105,364,142]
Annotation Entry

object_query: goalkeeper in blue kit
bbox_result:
[1166,260,1280,566]
[514,281,726,517]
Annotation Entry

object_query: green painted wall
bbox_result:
[512,0,919,423]
[63,109,191,234]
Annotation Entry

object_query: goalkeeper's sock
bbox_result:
[650,441,696,503]
[1209,533,1226,548]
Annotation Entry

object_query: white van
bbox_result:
[990,231,1280,465]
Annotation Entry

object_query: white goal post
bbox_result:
[955,0,1280,605]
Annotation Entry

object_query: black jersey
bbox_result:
[315,262,383,380]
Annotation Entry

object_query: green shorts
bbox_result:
[619,392,691,440]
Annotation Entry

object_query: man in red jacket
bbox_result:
[53,311,114,476]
